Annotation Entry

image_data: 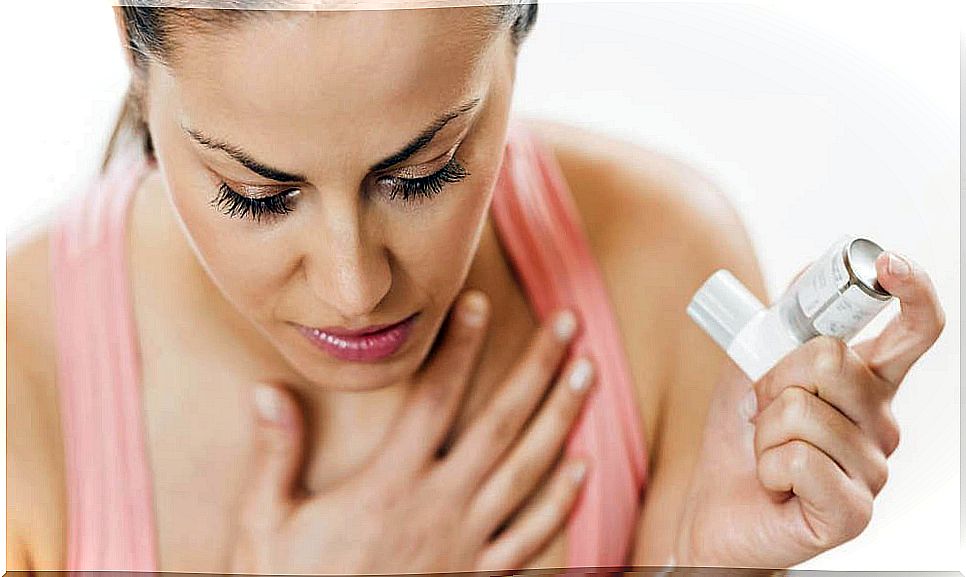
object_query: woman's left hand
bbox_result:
[672,250,946,569]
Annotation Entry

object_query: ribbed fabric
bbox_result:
[48,118,648,571]
[490,120,648,569]
[49,144,159,571]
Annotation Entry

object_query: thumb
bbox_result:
[242,383,305,529]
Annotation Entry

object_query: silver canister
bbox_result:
[777,234,895,343]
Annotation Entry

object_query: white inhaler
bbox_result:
[686,235,896,382]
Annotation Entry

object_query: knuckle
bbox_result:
[756,446,783,490]
[507,461,538,493]
[932,303,947,339]
[812,336,847,378]
[504,394,533,428]
[880,409,901,456]
[870,452,889,495]
[786,440,813,477]
[483,407,522,446]
[779,387,811,429]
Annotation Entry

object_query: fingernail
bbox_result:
[253,384,283,424]
[554,309,578,342]
[460,291,488,327]
[570,460,588,483]
[740,389,758,422]
[569,357,594,392]
[887,252,910,279]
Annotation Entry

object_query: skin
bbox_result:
[6,5,945,573]
[148,8,511,394]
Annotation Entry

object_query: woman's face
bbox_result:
[142,8,516,390]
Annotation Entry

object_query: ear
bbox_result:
[113,6,138,73]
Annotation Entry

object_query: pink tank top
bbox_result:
[49,119,649,571]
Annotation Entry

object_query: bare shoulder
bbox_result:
[521,116,767,329]
[8,226,61,380]
[520,117,760,274]
[7,226,68,569]
[521,117,768,454]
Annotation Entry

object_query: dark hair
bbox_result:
[101,1,538,173]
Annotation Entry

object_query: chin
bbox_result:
[305,358,420,392]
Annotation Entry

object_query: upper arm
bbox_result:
[519,118,769,565]
[547,125,770,564]
[625,170,769,566]
[6,234,68,570]
[7,343,42,571]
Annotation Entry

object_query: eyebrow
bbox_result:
[180,96,482,183]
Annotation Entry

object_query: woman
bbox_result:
[6,1,946,573]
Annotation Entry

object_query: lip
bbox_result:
[316,319,403,337]
[295,312,419,363]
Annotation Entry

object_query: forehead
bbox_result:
[158,8,499,134]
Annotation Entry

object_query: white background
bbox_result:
[2,0,962,572]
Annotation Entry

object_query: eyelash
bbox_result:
[210,155,469,222]
[210,182,297,223]
[382,155,469,204]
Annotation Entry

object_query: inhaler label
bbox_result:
[813,285,888,340]
[797,242,850,317]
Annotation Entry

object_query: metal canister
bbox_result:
[777,234,895,343]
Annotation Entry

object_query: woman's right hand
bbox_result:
[228,290,596,574]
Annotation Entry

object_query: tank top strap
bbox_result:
[48,147,160,571]
[490,119,649,569]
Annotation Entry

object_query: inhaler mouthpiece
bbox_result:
[686,270,764,352]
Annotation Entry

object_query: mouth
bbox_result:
[294,312,420,363]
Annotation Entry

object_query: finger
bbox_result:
[468,356,595,534]
[758,440,874,552]
[753,386,889,496]
[238,383,305,535]
[852,250,946,386]
[370,290,490,479]
[446,308,579,485]
[474,458,589,572]
[754,335,898,455]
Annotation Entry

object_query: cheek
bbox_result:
[381,123,506,303]
[161,157,293,317]
[386,173,497,305]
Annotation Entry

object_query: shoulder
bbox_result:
[520,116,767,333]
[6,226,68,569]
[520,117,763,285]
[520,117,768,452]
[8,226,60,380]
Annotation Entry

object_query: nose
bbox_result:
[303,211,392,323]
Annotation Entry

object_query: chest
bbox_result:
[137,324,575,572]
[127,186,664,572]
[137,305,662,573]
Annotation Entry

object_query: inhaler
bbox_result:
[686,234,896,382]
